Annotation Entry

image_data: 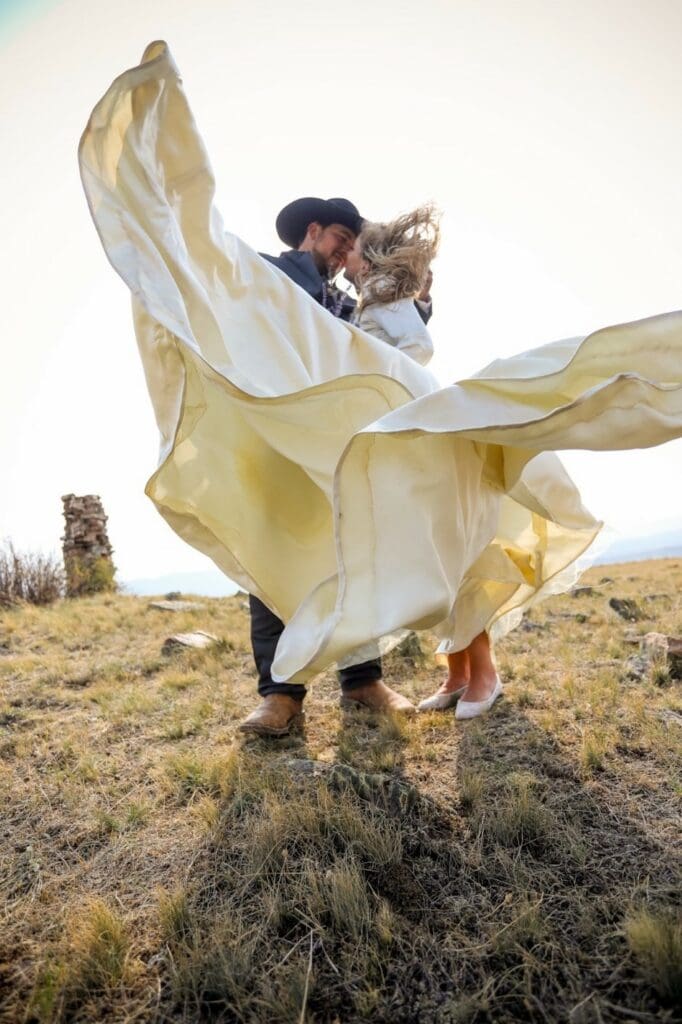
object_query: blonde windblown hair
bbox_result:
[357,203,440,310]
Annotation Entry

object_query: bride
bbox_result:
[344,205,503,718]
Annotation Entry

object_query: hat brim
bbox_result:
[276,197,363,249]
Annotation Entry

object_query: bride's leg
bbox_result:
[460,631,498,702]
[417,648,469,710]
[444,649,470,693]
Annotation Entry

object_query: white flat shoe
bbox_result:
[454,677,504,720]
[417,686,467,712]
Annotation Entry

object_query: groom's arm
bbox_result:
[414,297,432,324]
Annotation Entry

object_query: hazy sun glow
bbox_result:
[1,0,680,582]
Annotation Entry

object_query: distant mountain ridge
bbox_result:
[123,570,240,597]
[595,529,682,565]
[124,527,682,595]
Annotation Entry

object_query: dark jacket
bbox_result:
[260,249,356,321]
[260,248,432,325]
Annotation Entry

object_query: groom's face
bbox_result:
[343,236,369,287]
[307,222,356,275]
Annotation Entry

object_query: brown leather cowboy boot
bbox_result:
[339,679,416,715]
[238,694,305,737]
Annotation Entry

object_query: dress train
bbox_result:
[79,42,682,683]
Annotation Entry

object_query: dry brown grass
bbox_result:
[0,560,681,1022]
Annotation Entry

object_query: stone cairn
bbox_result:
[61,494,116,597]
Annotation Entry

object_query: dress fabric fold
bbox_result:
[79,42,682,683]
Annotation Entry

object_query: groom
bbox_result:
[240,196,416,737]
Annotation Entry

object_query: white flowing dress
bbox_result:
[355,298,435,367]
[79,42,682,683]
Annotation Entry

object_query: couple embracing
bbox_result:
[241,196,502,739]
[79,44,682,753]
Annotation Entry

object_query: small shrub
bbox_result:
[64,554,116,597]
[0,540,64,607]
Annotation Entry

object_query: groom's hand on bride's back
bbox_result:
[415,267,433,324]
[417,268,433,304]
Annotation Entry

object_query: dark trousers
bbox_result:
[249,594,382,698]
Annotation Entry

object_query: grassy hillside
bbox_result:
[1,560,681,1023]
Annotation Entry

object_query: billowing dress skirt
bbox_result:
[79,42,682,683]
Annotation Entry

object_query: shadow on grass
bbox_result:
[23,695,679,1024]
[145,690,677,1023]
[450,697,681,1024]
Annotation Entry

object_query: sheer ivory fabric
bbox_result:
[79,42,682,683]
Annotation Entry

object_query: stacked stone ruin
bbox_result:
[61,494,116,597]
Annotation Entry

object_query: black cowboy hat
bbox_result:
[276,197,364,249]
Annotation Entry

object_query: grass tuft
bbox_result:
[625,907,682,1005]
[158,887,195,945]
[163,748,239,803]
[315,857,373,939]
[244,783,403,877]
[476,773,557,854]
[459,766,484,811]
[33,897,136,1018]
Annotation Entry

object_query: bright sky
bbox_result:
[1,0,681,580]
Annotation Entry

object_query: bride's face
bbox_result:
[343,237,370,288]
